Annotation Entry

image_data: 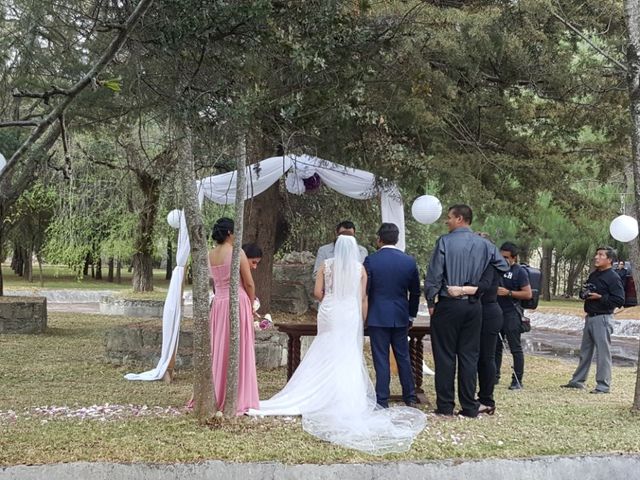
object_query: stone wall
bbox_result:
[104,321,288,369]
[99,296,165,318]
[0,296,47,334]
[271,251,316,314]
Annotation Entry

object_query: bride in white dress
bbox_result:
[248,235,426,455]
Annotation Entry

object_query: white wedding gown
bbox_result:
[248,258,427,455]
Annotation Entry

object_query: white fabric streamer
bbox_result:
[124,211,190,381]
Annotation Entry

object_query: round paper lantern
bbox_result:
[411,195,442,225]
[0,152,6,172]
[610,215,639,243]
[167,209,182,229]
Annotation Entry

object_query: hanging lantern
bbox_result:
[167,209,182,229]
[610,215,639,243]
[411,195,442,224]
[0,152,6,172]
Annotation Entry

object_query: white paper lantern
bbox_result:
[0,152,6,172]
[167,209,182,229]
[411,195,442,224]
[610,215,639,243]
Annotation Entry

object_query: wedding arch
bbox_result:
[125,154,405,381]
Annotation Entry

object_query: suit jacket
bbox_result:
[312,241,368,279]
[364,247,421,328]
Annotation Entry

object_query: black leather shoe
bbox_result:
[508,382,523,390]
[589,389,609,394]
[405,402,418,408]
[432,409,454,416]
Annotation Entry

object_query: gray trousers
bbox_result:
[570,314,614,392]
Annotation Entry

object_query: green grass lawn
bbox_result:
[1,263,172,291]
[1,311,640,465]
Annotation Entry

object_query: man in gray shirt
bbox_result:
[425,204,508,417]
[312,220,368,279]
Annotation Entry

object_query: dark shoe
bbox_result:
[508,382,523,390]
[561,382,585,389]
[432,409,454,416]
[405,402,418,408]
[456,409,478,418]
[589,389,609,394]
[478,404,496,415]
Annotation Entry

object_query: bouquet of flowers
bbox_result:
[254,313,273,331]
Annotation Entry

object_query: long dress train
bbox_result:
[249,259,426,455]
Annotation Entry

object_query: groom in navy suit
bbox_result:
[364,223,421,408]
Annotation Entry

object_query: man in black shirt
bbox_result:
[561,246,625,393]
[424,205,508,417]
[495,242,532,390]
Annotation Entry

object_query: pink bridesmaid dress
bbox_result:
[210,253,259,415]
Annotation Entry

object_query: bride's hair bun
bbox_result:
[212,217,234,244]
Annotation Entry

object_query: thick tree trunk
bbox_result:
[541,243,553,301]
[166,238,173,281]
[623,0,640,411]
[242,137,284,313]
[132,173,159,292]
[177,122,216,422]
[224,138,247,417]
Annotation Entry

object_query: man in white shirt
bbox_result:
[312,220,368,279]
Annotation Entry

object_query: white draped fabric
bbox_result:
[124,212,189,381]
[125,154,405,381]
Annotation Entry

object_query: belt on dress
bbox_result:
[586,312,612,317]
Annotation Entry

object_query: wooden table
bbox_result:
[275,322,431,405]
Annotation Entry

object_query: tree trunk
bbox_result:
[166,238,173,281]
[541,243,553,301]
[242,137,283,313]
[224,138,247,417]
[623,0,640,411]
[177,121,216,422]
[96,257,102,280]
[83,253,91,277]
[552,251,559,297]
[132,173,159,292]
[108,257,114,282]
[37,254,44,287]
[566,258,586,297]
[24,247,32,282]
[116,259,122,284]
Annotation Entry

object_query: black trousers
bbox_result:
[431,297,482,416]
[478,302,503,407]
[495,310,524,383]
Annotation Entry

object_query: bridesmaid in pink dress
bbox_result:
[209,217,259,415]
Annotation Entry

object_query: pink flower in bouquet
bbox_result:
[258,313,273,330]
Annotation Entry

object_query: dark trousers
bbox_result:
[478,302,503,407]
[431,297,482,416]
[368,325,416,408]
[495,310,524,383]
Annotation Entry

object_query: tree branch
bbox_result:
[0,120,39,128]
[0,0,155,202]
[551,9,628,73]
